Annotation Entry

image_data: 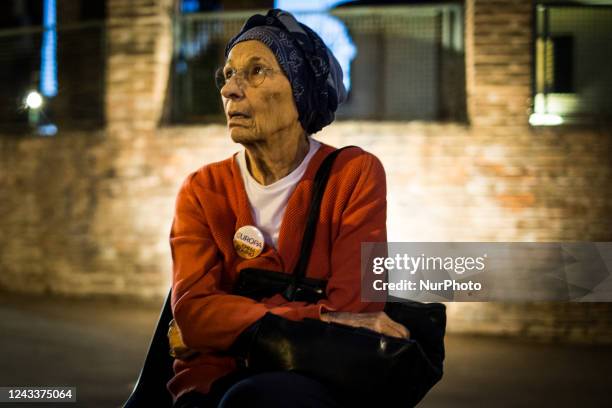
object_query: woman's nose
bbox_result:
[220,76,245,100]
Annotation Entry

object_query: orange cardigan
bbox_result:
[167,142,387,401]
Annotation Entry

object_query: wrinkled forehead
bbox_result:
[224,40,280,70]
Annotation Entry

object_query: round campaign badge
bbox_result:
[233,225,265,259]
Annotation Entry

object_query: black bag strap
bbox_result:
[284,145,355,300]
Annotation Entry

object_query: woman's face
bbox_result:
[221,40,300,145]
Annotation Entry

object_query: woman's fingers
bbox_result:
[168,319,200,360]
[375,317,407,339]
[383,321,410,339]
[321,311,410,339]
[369,312,409,339]
[381,313,410,339]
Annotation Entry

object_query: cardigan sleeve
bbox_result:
[171,153,387,353]
[318,152,388,313]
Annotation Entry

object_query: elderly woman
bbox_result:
[168,9,408,408]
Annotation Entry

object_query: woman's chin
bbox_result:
[229,127,259,144]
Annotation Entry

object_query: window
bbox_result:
[169,4,466,124]
[532,4,612,125]
[550,35,573,94]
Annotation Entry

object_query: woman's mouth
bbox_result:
[228,111,250,119]
[228,111,251,127]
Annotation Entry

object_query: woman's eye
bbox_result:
[224,70,234,79]
[251,65,264,76]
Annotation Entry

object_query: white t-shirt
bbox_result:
[237,138,321,249]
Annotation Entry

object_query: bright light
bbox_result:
[276,0,356,91]
[38,124,58,136]
[25,91,43,109]
[41,0,58,97]
[181,0,199,13]
[529,113,564,126]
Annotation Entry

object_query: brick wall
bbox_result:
[465,0,533,128]
[106,0,173,135]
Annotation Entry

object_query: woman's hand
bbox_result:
[168,319,199,361]
[320,311,410,339]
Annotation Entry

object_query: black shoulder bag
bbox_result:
[232,147,446,407]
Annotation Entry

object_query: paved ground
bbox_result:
[1,293,611,408]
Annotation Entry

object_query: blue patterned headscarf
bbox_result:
[225,9,347,135]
